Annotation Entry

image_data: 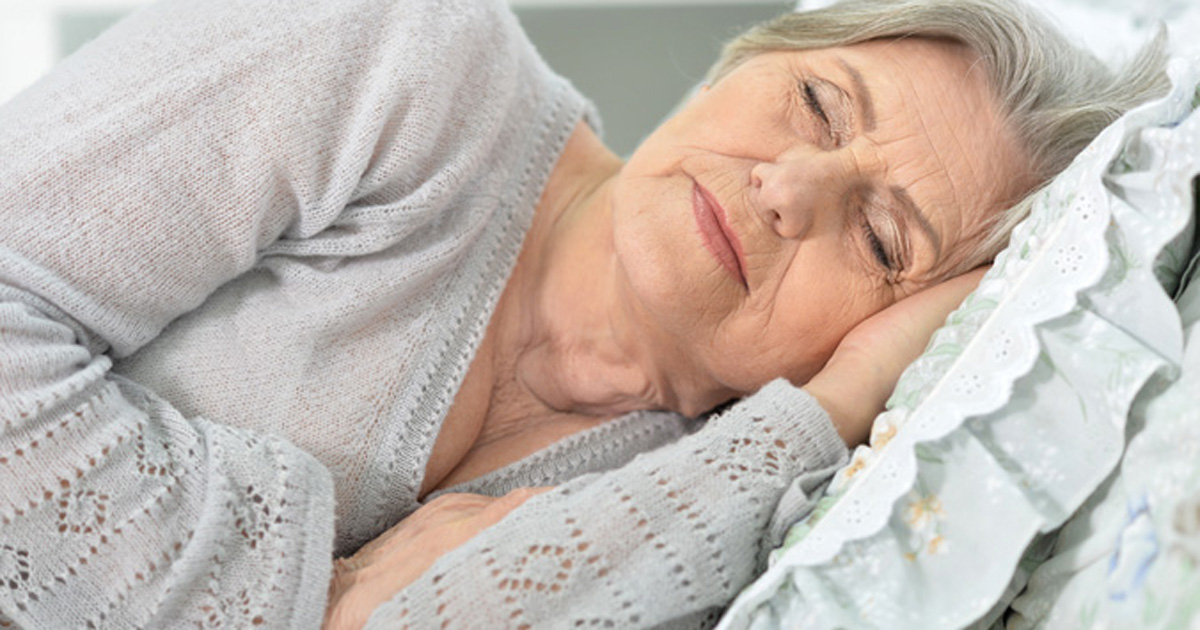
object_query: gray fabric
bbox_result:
[107,0,596,557]
[436,410,699,498]
[369,380,848,629]
[0,0,586,625]
[0,0,849,627]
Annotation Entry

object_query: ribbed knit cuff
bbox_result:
[432,410,693,498]
[725,378,850,557]
[734,378,849,470]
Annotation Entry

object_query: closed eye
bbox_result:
[801,78,854,146]
[801,81,829,126]
[861,217,893,270]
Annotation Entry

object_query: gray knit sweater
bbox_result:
[0,0,848,627]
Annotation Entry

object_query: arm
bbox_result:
[0,0,513,625]
[0,293,337,629]
[331,269,987,629]
[323,488,552,629]
[358,382,847,629]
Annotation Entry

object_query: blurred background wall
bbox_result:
[0,0,792,156]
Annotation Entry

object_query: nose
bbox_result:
[750,149,865,240]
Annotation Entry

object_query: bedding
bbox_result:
[715,3,1200,628]
[1005,274,1200,629]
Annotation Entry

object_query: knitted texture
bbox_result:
[368,381,848,629]
[0,0,588,625]
[106,0,591,557]
[0,296,336,629]
[0,0,850,626]
[435,411,700,499]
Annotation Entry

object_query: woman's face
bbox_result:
[609,37,1033,416]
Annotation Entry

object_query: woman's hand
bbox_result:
[804,268,988,447]
[323,488,551,630]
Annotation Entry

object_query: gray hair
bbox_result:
[708,0,1170,277]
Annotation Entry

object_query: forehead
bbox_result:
[785,38,1031,279]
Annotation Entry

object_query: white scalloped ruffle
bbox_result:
[718,57,1200,630]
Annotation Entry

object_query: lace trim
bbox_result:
[719,58,1200,628]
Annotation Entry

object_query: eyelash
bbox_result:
[801,81,830,126]
[860,213,895,272]
[804,80,893,274]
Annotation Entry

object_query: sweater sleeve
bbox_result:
[0,0,525,626]
[366,379,850,629]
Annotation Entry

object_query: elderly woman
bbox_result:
[0,0,1166,627]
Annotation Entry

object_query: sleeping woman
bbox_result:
[0,0,1167,627]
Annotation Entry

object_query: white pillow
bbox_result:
[717,5,1200,628]
[1004,260,1200,629]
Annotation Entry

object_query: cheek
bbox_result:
[610,176,741,332]
[659,81,792,162]
[708,257,892,390]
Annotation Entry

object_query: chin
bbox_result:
[613,247,719,362]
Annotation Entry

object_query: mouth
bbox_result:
[691,182,748,290]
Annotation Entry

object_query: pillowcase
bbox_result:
[1003,256,1200,629]
[716,4,1200,629]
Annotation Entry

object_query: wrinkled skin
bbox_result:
[606,38,1032,416]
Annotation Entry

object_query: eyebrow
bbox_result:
[836,57,876,132]
[891,186,943,261]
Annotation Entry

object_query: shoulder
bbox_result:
[180,0,525,63]
[326,0,521,47]
[319,0,533,87]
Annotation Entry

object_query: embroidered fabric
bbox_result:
[1005,272,1200,629]
[717,55,1200,630]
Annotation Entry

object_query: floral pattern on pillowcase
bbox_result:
[718,48,1200,630]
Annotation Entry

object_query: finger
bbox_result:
[354,494,499,560]
[477,486,555,522]
[506,486,555,500]
[498,485,554,506]
[917,266,988,307]
[892,267,989,344]
[423,492,499,511]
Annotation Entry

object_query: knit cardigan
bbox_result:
[0,0,848,627]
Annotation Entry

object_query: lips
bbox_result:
[692,182,748,289]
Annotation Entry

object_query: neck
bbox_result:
[488,122,663,426]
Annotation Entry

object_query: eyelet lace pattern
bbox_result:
[719,58,1200,630]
